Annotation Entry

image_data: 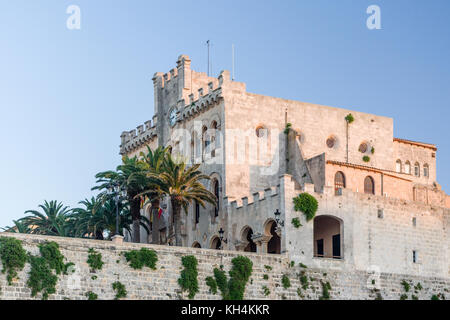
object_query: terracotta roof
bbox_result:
[393,138,437,151]
[326,160,413,182]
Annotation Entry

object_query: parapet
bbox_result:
[120,118,158,155]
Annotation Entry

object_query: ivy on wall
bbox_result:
[178,255,199,299]
[112,281,127,300]
[123,248,157,270]
[27,241,73,300]
[0,237,27,285]
[293,193,318,221]
[87,248,104,272]
[206,256,253,300]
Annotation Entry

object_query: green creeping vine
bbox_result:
[123,248,157,270]
[208,256,253,300]
[0,237,27,285]
[206,276,218,294]
[293,193,318,222]
[112,281,127,300]
[87,248,104,271]
[282,274,291,289]
[291,218,302,228]
[178,255,199,299]
[27,241,73,300]
[320,281,331,300]
[86,291,98,300]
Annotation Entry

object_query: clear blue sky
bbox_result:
[0,0,449,227]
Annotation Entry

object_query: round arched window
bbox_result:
[364,176,375,195]
[256,126,267,138]
[359,142,368,153]
[326,136,336,148]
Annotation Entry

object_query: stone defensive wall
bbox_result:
[0,233,448,300]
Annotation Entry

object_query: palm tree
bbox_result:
[1,219,31,234]
[21,200,72,237]
[92,156,149,243]
[139,146,169,244]
[145,154,217,246]
[72,196,150,240]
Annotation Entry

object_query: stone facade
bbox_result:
[118,55,450,281]
[0,233,448,300]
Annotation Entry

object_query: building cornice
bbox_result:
[393,138,437,151]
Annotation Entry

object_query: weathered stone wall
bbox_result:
[0,233,448,300]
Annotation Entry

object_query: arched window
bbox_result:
[359,142,368,153]
[266,221,281,254]
[396,160,402,173]
[192,242,201,248]
[364,176,375,195]
[210,121,218,156]
[242,227,257,253]
[334,171,346,195]
[213,179,220,217]
[202,126,209,155]
[423,164,429,178]
[326,136,336,149]
[414,162,420,177]
[256,125,267,138]
[405,161,411,175]
[190,132,195,163]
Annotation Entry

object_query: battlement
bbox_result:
[225,185,280,210]
[120,116,158,155]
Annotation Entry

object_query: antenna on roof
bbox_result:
[232,44,235,81]
[206,40,211,76]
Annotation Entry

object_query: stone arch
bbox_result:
[240,226,257,253]
[313,215,343,259]
[210,235,222,250]
[192,241,201,248]
[263,219,280,254]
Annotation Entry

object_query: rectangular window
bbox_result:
[413,250,417,263]
[332,234,341,259]
[316,239,324,257]
[195,202,200,224]
[412,217,417,227]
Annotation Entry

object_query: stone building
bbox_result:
[119,55,450,279]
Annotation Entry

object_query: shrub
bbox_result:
[291,218,302,228]
[112,281,127,300]
[400,294,408,300]
[87,248,104,271]
[293,193,318,221]
[123,248,157,270]
[86,291,98,300]
[262,285,270,296]
[371,147,375,154]
[178,255,199,299]
[263,274,269,280]
[0,237,27,285]
[284,123,292,135]
[298,263,307,269]
[282,274,291,289]
[363,156,371,163]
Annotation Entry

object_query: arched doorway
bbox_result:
[210,236,222,250]
[265,220,280,254]
[313,215,343,259]
[192,241,201,248]
[242,227,257,253]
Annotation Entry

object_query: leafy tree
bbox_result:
[93,156,148,243]
[20,200,73,237]
[145,154,217,246]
